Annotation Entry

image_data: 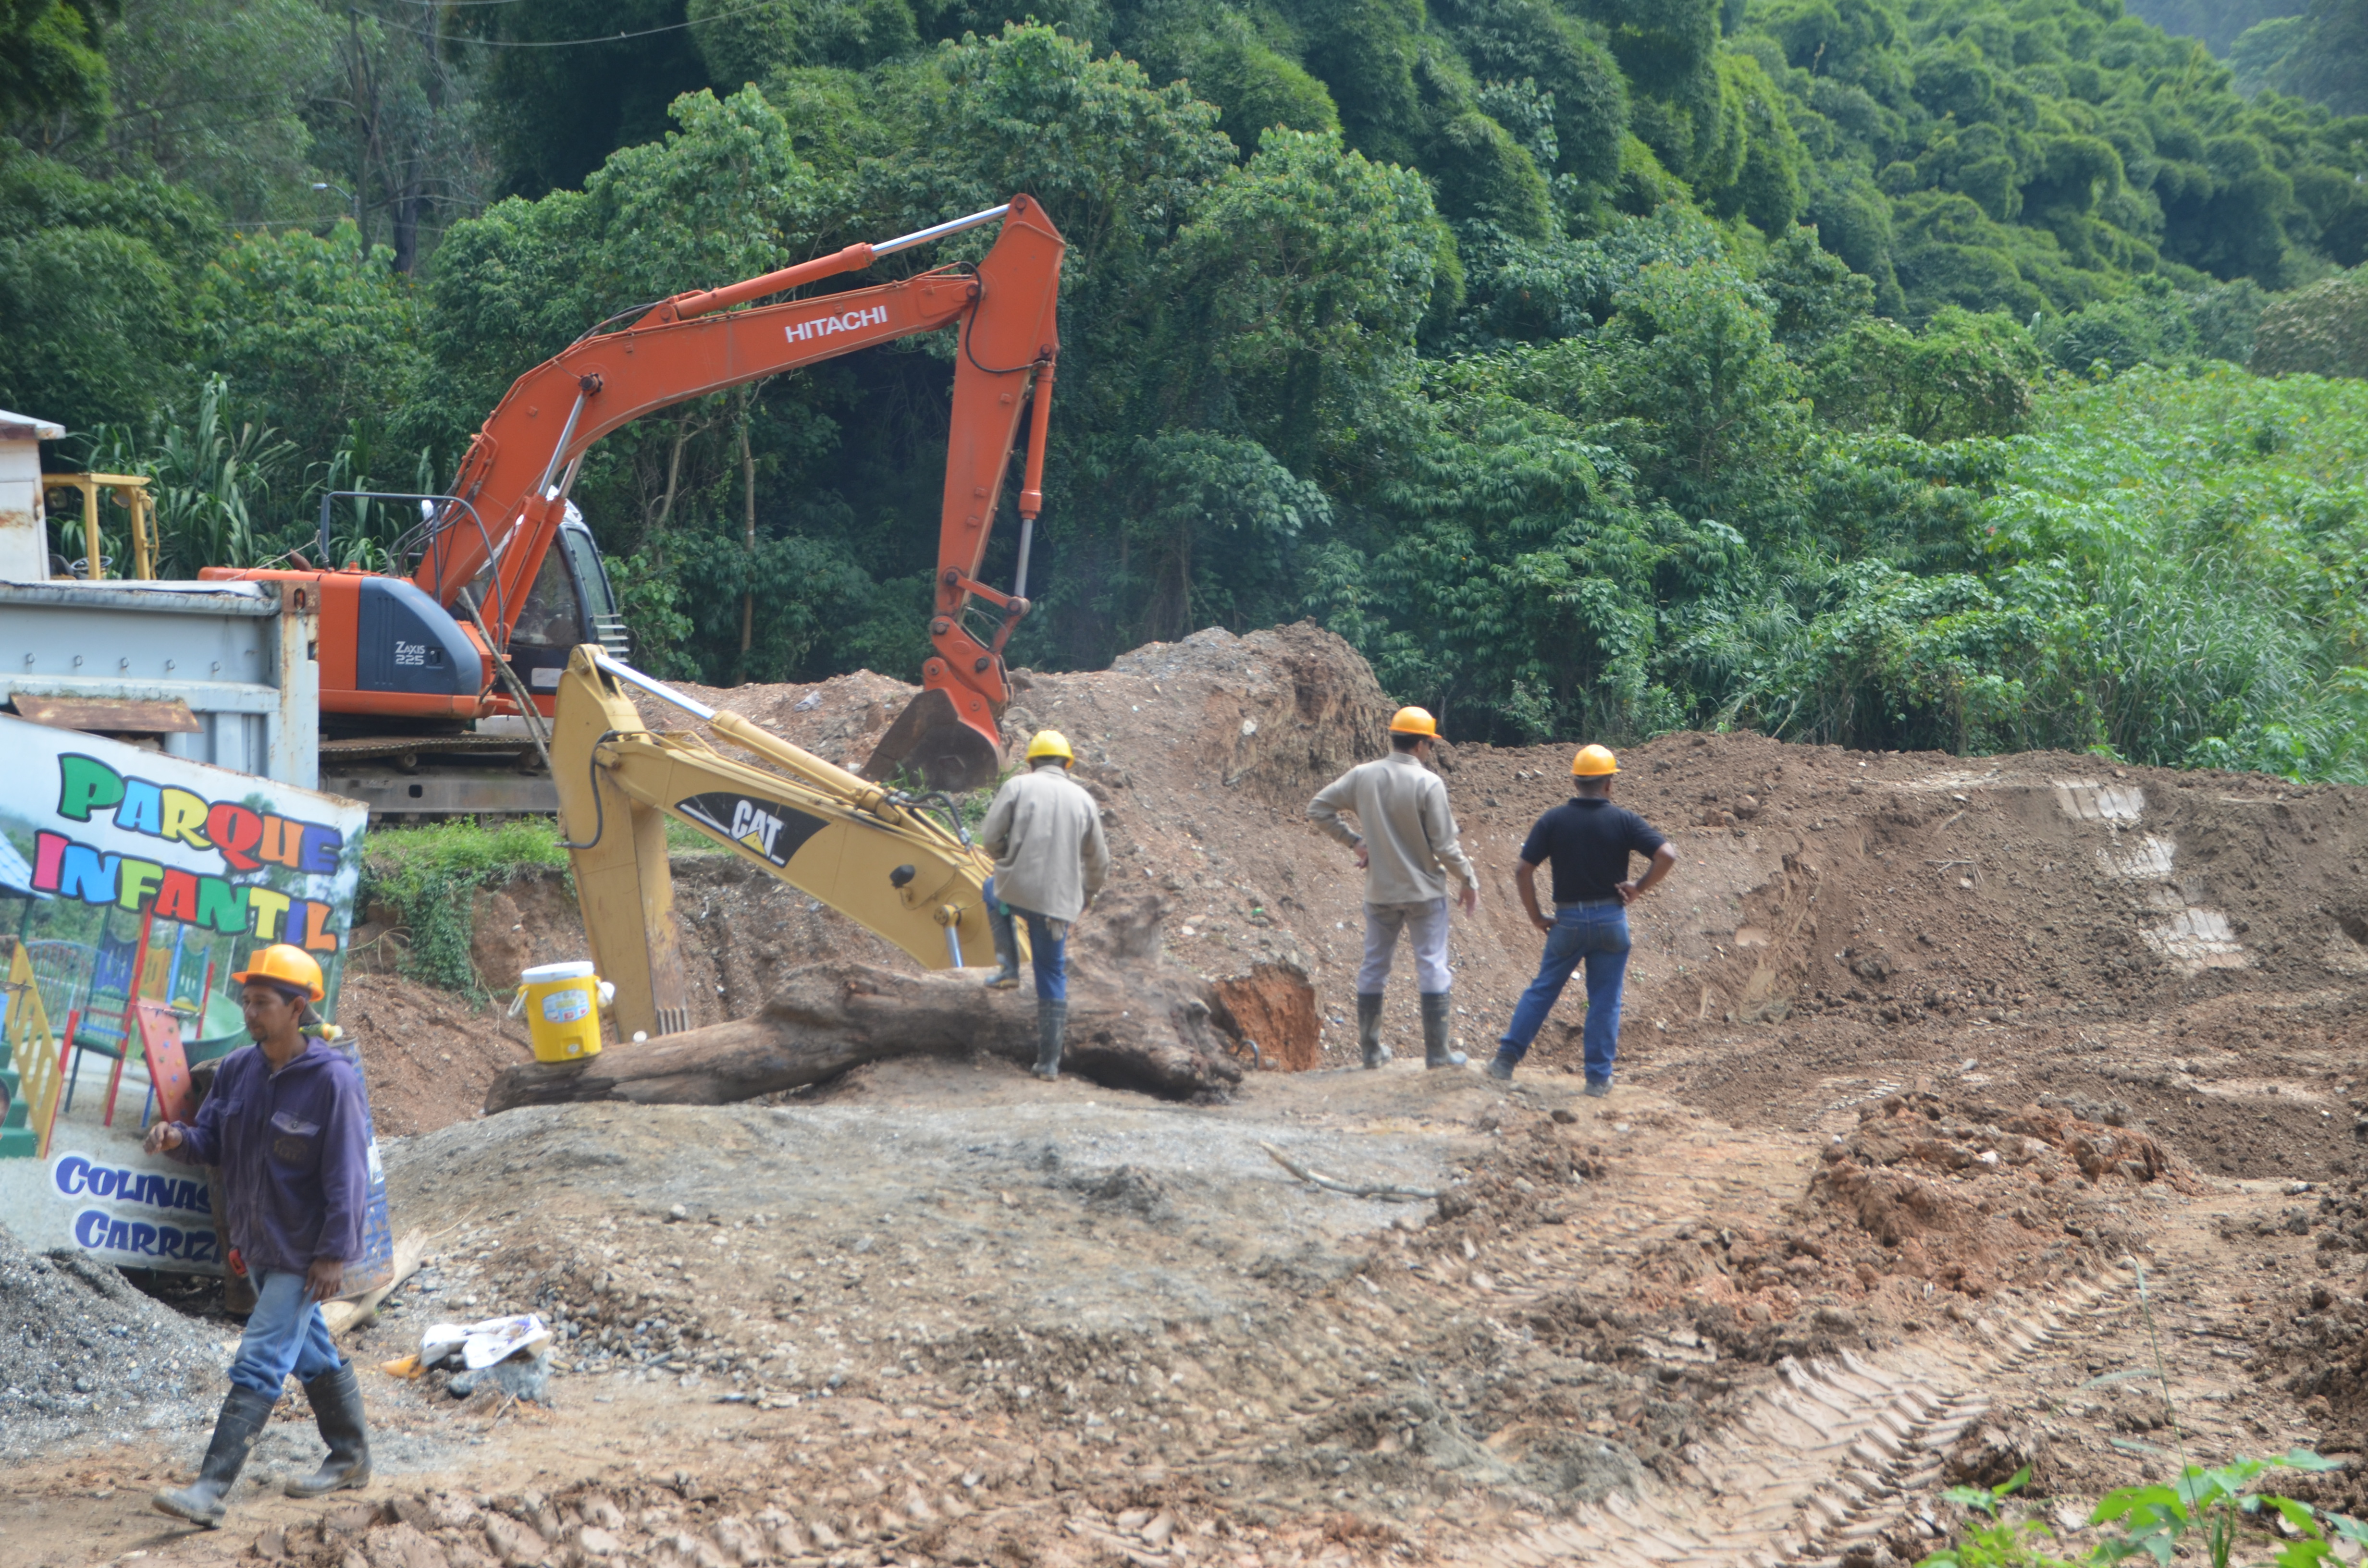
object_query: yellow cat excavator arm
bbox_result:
[550,644,1003,1040]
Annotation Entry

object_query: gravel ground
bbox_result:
[0,1221,234,1462]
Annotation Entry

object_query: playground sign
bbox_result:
[0,716,380,1279]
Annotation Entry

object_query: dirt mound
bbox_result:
[352,625,2368,1193]
[2251,1164,2368,1487]
[0,1220,231,1462]
[1805,1090,2190,1298]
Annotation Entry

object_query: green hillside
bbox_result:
[4,0,2367,779]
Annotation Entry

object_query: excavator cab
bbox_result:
[498,506,629,710]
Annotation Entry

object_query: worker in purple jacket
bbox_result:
[145,943,373,1527]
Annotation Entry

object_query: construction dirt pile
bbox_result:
[0,1217,231,1463]
[17,620,2368,1568]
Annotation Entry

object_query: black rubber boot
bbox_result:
[1033,1000,1067,1079]
[1421,992,1466,1069]
[1356,993,1390,1069]
[154,1384,275,1527]
[986,904,1020,990]
[285,1360,371,1498]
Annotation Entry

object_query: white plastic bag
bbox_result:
[419,1312,553,1371]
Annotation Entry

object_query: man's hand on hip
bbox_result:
[1529,910,1553,934]
[304,1257,346,1304]
[143,1122,185,1156]
[1615,880,1640,906]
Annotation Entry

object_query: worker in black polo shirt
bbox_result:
[1490,745,1677,1091]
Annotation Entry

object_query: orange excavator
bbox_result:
[202,196,1064,795]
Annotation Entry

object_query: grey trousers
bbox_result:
[1357,898,1452,994]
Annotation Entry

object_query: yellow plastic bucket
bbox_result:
[513,961,607,1062]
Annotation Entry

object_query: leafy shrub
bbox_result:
[1922,1454,2368,1568]
[2253,268,2368,380]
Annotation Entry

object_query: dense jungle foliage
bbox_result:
[4,0,2368,779]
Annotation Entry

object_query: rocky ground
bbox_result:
[6,623,2368,1568]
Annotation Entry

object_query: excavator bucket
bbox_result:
[860,688,1002,793]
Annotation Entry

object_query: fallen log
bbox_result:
[484,893,1258,1112]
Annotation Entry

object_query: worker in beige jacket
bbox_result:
[1307,706,1480,1070]
[980,728,1110,1079]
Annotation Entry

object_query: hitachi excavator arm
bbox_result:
[202,199,1064,789]
[435,196,1065,788]
[551,643,1005,1040]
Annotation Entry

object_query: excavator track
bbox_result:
[1500,1275,2123,1568]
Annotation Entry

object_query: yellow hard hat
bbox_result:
[1388,706,1438,737]
[232,943,326,1001]
[1571,744,1619,777]
[1025,729,1074,764]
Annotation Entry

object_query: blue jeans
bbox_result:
[226,1269,345,1397]
[1497,900,1630,1082]
[983,877,1066,1003]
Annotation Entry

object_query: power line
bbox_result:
[375,2,777,47]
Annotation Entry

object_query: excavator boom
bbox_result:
[551,644,1004,1040]
[204,198,1065,793]
[433,195,1063,788]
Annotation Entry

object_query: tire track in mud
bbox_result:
[1444,1268,2132,1568]
[1352,1103,2152,1568]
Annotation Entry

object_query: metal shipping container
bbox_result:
[0,579,320,787]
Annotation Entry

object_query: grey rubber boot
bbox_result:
[1356,993,1390,1068]
[1421,992,1466,1069]
[154,1384,275,1526]
[985,904,1021,990]
[285,1360,371,1498]
[1033,1000,1067,1079]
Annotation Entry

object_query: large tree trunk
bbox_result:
[484,894,1259,1111]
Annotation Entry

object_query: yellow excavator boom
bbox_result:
[550,644,1004,1040]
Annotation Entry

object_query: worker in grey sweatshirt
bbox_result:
[1307,706,1480,1070]
[980,727,1110,1079]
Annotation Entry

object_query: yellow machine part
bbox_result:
[550,644,1004,1041]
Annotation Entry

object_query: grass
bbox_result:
[356,814,737,994]
[358,819,572,994]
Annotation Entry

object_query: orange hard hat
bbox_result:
[1388,706,1439,737]
[1571,744,1619,777]
[232,943,326,1002]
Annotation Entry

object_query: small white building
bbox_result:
[0,407,65,581]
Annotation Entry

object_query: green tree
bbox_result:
[2230,0,2368,115]
[0,0,113,132]
[1165,127,1451,468]
[1591,258,1805,521]
[1811,307,2042,441]
[2132,0,2307,58]
[192,225,427,472]
[1112,4,1340,156]
[460,0,715,197]
[50,0,335,220]
[2035,283,2196,377]
[0,153,216,431]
